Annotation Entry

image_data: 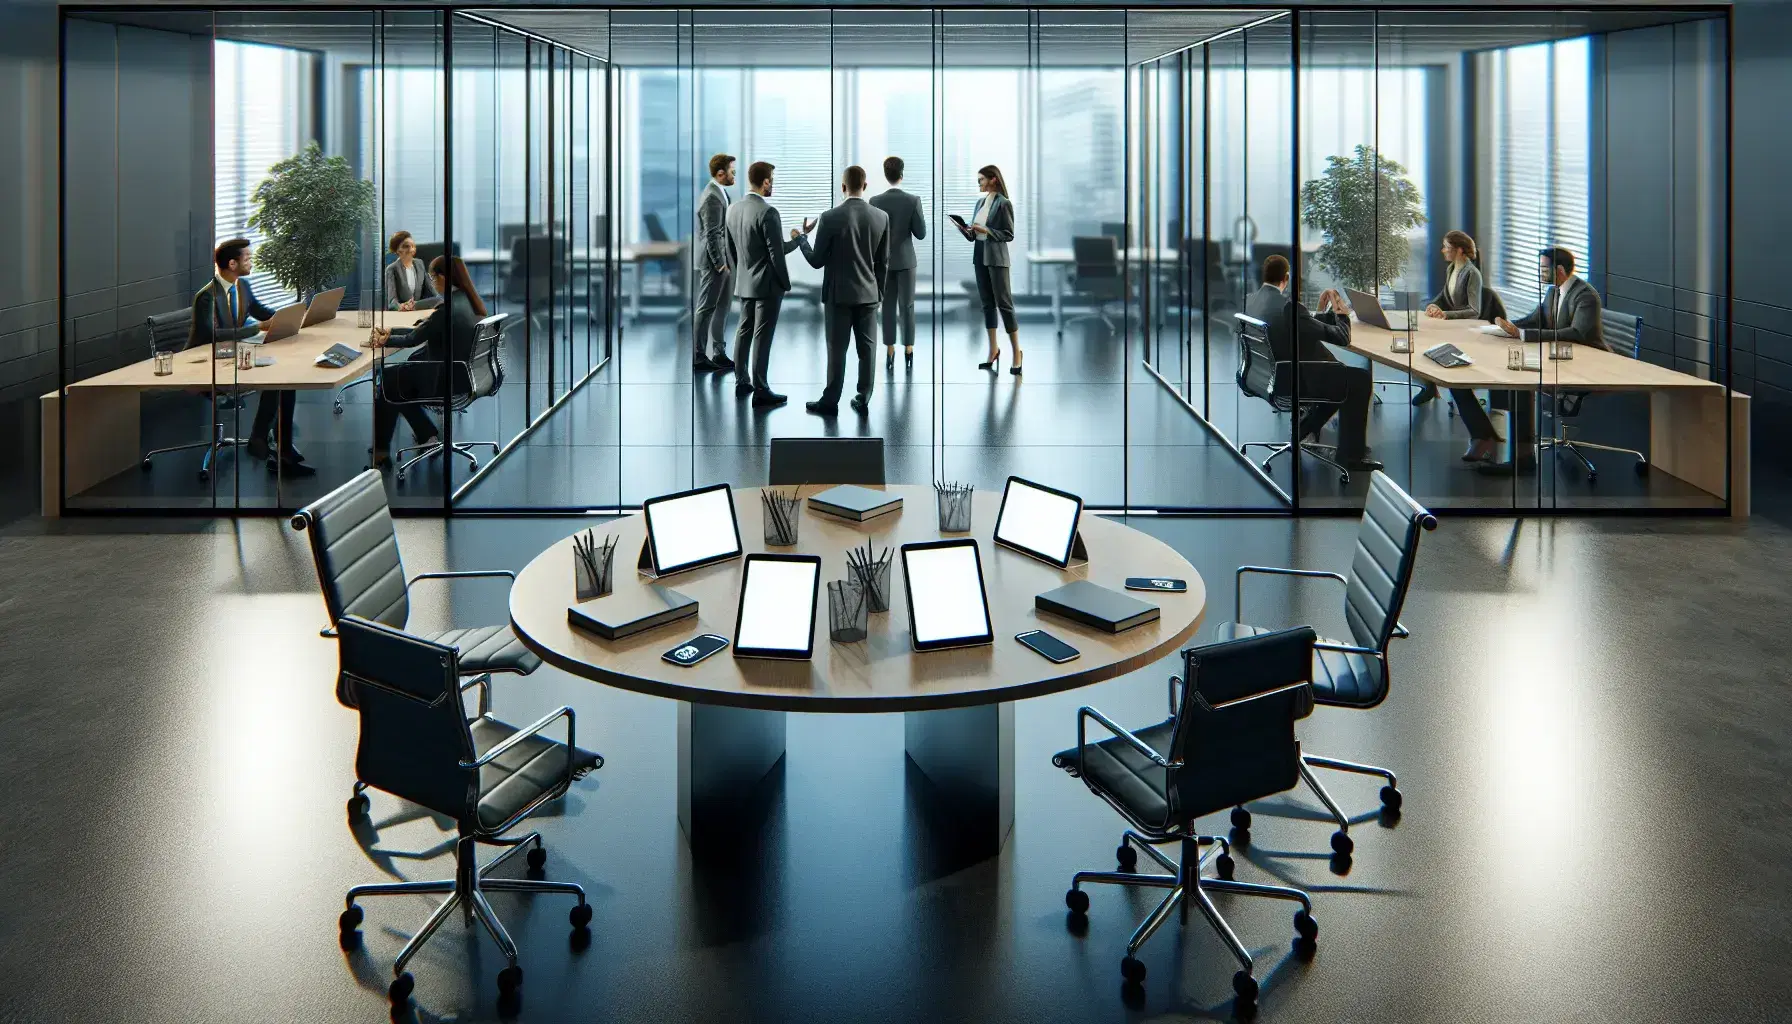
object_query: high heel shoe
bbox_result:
[1009,363,1023,376]
[978,352,1001,371]
[905,348,913,372]
[886,348,895,372]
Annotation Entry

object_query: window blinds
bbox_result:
[1488,39,1591,307]
[214,40,315,306]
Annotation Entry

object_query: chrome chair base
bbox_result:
[1062,310,1118,337]
[395,439,502,481]
[143,420,248,481]
[1241,438,1351,484]
[1537,436,1646,481]
[1293,752,1401,857]
[334,373,372,414]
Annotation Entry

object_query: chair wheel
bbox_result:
[526,846,547,871]
[1330,830,1354,855]
[1294,909,1318,941]
[1230,807,1251,830]
[1634,460,1649,477]
[1380,785,1402,811]
[396,471,407,482]
[388,972,415,1003]
[347,793,370,819]
[1338,473,1350,485]
[468,458,479,469]
[1065,888,1090,915]
[1215,853,1235,880]
[1294,935,1317,960]
[497,965,524,994]
[570,902,593,929]
[333,404,345,415]
[1232,970,1258,1002]
[198,469,210,483]
[1121,956,1147,983]
[339,905,364,931]
[1115,843,1138,872]
[141,459,152,471]
[1587,471,1598,483]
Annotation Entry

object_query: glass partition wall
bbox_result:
[54,6,1735,517]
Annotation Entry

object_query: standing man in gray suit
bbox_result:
[725,160,809,409]
[798,165,890,417]
[693,153,736,373]
[868,156,926,374]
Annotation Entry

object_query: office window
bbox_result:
[214,40,316,305]
[362,67,443,248]
[1486,38,1591,302]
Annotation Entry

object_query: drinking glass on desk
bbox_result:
[1507,346,1525,371]
[1389,333,1412,355]
[152,350,175,376]
[237,345,256,372]
[356,290,375,329]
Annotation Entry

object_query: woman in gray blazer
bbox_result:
[960,164,1021,375]
[1418,230,1503,461]
[382,230,441,312]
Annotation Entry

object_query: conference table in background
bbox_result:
[460,241,684,323]
[41,318,374,516]
[1345,316,1750,514]
[508,484,1207,852]
[1028,247,1177,333]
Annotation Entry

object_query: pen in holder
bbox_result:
[934,480,974,533]
[572,529,616,600]
[828,579,869,643]
[357,291,376,329]
[762,487,801,547]
[845,542,892,614]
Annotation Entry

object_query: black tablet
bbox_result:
[993,476,1084,568]
[900,539,995,652]
[732,553,821,661]
[642,483,742,576]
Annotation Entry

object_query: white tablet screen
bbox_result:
[647,487,740,572]
[994,479,1081,565]
[905,544,992,647]
[736,558,818,653]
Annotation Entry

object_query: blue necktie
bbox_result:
[228,283,238,326]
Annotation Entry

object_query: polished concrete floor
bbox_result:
[1,509,1787,1023]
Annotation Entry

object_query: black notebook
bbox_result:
[807,485,902,522]
[567,585,697,640]
[1035,581,1160,634]
[315,343,361,368]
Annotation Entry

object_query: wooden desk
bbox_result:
[1346,317,1749,514]
[509,485,1206,849]
[41,318,375,515]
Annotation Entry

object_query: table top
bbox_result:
[1344,316,1721,392]
[65,318,374,392]
[509,485,1207,713]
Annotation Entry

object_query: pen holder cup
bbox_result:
[828,580,869,644]
[574,542,615,601]
[236,345,256,372]
[850,560,891,614]
[762,490,801,547]
[152,350,176,376]
[936,486,974,533]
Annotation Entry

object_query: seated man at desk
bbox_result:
[1245,255,1382,472]
[189,238,312,476]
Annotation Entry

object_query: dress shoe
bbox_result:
[1477,459,1537,477]
[849,395,869,415]
[245,437,272,461]
[269,456,317,477]
[709,355,736,372]
[805,400,838,417]
[905,349,914,372]
[692,358,721,374]
[1345,455,1384,472]
[1461,439,1498,463]
[886,348,895,372]
[752,390,788,409]
[736,382,754,399]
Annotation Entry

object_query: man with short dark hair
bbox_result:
[693,153,737,373]
[724,160,808,408]
[798,165,890,417]
[1242,254,1380,471]
[868,155,927,374]
[1479,245,1607,476]
[189,238,313,475]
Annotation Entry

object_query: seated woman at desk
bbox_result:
[383,230,441,312]
[1412,229,1485,410]
[366,256,483,469]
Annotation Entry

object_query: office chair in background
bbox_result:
[1064,236,1124,337]
[385,312,510,482]
[767,437,886,486]
[137,308,251,482]
[333,616,601,1007]
[1056,627,1322,1010]
[1234,312,1353,485]
[1537,309,1649,481]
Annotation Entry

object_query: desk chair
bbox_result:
[1064,236,1124,338]
[387,313,509,482]
[138,308,250,481]
[768,437,886,486]
[1217,471,1434,855]
[332,616,600,1006]
[1234,312,1353,485]
[1055,627,1320,1008]
[1536,310,1648,481]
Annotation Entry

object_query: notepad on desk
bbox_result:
[567,585,697,640]
[315,343,361,368]
[1035,580,1160,634]
[807,485,902,523]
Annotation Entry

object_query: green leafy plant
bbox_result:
[1299,144,1427,292]
[246,141,375,299]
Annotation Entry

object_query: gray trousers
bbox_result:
[975,262,1017,333]
[731,293,782,394]
[881,268,917,350]
[822,302,877,406]
[693,266,731,360]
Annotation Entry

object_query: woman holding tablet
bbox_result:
[956,165,1022,377]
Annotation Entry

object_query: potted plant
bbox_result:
[1299,144,1427,293]
[247,141,376,301]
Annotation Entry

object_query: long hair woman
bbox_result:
[367,256,488,468]
[964,164,1022,375]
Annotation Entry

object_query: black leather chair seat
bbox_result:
[1216,621,1385,707]
[425,624,542,677]
[469,718,603,832]
[1053,720,1176,828]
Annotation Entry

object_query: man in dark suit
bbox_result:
[867,156,926,373]
[798,165,890,417]
[1243,255,1380,471]
[693,153,736,373]
[725,160,807,409]
[188,238,313,475]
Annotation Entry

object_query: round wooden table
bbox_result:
[510,484,1206,848]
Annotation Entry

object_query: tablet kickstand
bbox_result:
[637,539,659,578]
[1067,530,1089,567]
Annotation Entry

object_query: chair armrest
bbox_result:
[408,569,517,589]
[1315,640,1381,657]
[1167,674,1182,717]
[1235,565,1346,622]
[461,706,575,771]
[1076,706,1174,781]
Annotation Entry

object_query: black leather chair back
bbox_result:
[1166,626,1315,822]
[644,212,671,243]
[1345,471,1436,652]
[291,469,409,639]
[1601,309,1642,359]
[1479,284,1507,323]
[146,309,193,354]
[1233,313,1286,411]
[338,616,477,822]
[459,313,508,408]
[768,437,886,486]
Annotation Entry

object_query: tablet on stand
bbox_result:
[637,483,743,578]
[992,476,1087,568]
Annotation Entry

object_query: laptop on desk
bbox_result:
[1346,288,1419,332]
[257,302,308,343]
[302,286,345,327]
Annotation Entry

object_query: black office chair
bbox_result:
[1216,470,1435,855]
[1234,312,1353,485]
[1537,309,1648,481]
[1064,236,1124,338]
[332,616,600,1006]
[387,312,509,482]
[137,308,250,481]
[643,212,671,243]
[1055,627,1321,1008]
[767,437,886,486]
